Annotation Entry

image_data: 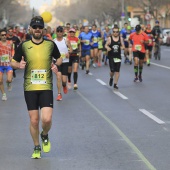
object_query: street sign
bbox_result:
[145,13,152,21]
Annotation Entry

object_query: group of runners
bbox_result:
[0,15,162,158]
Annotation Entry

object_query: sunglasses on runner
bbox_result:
[32,25,44,29]
[1,34,7,36]
[113,31,119,33]
[56,30,63,33]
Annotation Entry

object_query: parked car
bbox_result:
[162,28,170,45]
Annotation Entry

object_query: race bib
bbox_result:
[93,37,98,43]
[71,42,78,50]
[135,45,142,51]
[126,35,130,40]
[60,52,66,59]
[113,58,121,63]
[148,39,152,44]
[84,40,90,45]
[98,41,103,49]
[1,54,10,62]
[31,70,47,84]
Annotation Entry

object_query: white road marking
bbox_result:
[113,91,128,100]
[96,79,107,85]
[150,62,170,70]
[139,109,165,124]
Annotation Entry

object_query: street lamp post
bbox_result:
[32,7,35,18]
[121,0,125,28]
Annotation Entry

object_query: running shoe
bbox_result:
[73,84,78,90]
[63,86,68,94]
[134,77,138,82]
[147,59,150,66]
[67,82,72,89]
[138,76,143,82]
[40,132,51,153]
[98,62,101,67]
[31,145,41,159]
[56,93,62,101]
[7,82,12,91]
[86,70,89,74]
[114,84,119,90]
[124,58,127,63]
[2,93,7,101]
[93,63,96,68]
[109,78,113,86]
[104,61,108,65]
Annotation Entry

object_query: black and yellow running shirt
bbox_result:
[13,39,60,91]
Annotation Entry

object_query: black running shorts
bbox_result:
[57,62,69,76]
[133,51,145,60]
[69,56,79,66]
[108,56,121,72]
[24,90,53,110]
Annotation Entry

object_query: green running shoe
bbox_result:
[41,132,51,153]
[31,145,41,159]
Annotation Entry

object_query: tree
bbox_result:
[0,0,34,28]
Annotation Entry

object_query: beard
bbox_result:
[32,31,43,40]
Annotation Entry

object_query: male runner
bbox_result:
[129,25,149,82]
[11,16,62,158]
[105,25,125,89]
[79,26,93,74]
[53,26,72,101]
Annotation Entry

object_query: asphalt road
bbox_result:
[0,45,170,170]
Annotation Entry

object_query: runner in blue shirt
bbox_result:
[79,26,93,74]
[122,25,133,64]
[90,24,101,67]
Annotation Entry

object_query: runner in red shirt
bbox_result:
[145,24,153,66]
[129,25,149,82]
[67,28,81,90]
[0,29,14,100]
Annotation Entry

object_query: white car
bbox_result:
[162,29,170,45]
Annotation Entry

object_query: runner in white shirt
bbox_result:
[53,26,72,101]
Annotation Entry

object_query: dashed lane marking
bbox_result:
[139,109,165,124]
[150,62,170,70]
[96,79,107,85]
[113,91,128,100]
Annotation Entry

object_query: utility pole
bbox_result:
[121,0,125,28]
[32,7,35,18]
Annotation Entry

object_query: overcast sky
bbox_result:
[30,0,52,9]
